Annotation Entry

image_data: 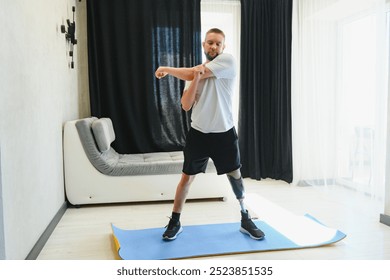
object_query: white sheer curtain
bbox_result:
[292,0,389,200]
[201,0,241,127]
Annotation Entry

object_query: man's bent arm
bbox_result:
[181,71,201,111]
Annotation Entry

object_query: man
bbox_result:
[155,28,264,241]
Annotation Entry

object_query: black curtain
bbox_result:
[239,0,293,183]
[87,0,201,154]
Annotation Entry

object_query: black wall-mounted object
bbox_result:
[61,6,77,68]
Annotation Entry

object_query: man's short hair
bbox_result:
[206,28,225,39]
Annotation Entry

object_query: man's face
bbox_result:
[203,32,225,61]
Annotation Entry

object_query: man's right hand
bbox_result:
[155,67,168,79]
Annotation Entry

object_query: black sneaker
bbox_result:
[162,218,183,240]
[240,211,265,240]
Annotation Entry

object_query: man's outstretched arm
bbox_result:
[155,63,214,81]
[155,66,195,81]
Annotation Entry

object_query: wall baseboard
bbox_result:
[25,201,68,260]
[380,214,390,227]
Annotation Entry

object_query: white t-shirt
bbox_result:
[185,53,236,133]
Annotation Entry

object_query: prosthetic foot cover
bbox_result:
[240,210,265,240]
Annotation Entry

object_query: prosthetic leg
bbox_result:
[227,170,265,240]
[226,172,246,211]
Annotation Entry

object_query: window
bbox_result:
[336,8,389,197]
[292,0,389,200]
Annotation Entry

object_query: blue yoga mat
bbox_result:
[112,215,346,260]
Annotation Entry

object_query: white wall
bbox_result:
[0,0,89,259]
[385,109,390,218]
[385,26,390,219]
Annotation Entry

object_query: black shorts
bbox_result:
[182,127,242,175]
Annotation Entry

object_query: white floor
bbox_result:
[37,178,390,260]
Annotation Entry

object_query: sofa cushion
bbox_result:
[92,118,116,152]
[76,117,217,176]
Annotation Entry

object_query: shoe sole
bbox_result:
[240,227,265,240]
[162,226,183,241]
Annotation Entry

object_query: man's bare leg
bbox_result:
[172,173,195,213]
[163,173,195,240]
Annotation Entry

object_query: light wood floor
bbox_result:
[37,179,390,260]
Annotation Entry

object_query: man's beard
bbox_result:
[205,52,219,61]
